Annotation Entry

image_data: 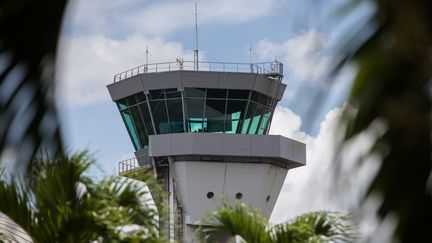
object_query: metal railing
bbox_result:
[113,60,283,83]
[118,157,144,174]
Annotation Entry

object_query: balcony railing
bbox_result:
[118,157,148,174]
[113,60,283,83]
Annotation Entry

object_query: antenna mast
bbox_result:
[145,46,149,73]
[193,2,199,70]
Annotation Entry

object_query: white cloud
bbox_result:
[56,35,194,106]
[255,30,335,92]
[269,106,310,142]
[269,104,383,225]
[66,0,285,37]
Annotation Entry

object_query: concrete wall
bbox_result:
[149,133,306,169]
[174,161,288,224]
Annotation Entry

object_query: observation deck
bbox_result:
[112,60,283,83]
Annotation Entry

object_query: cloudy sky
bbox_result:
[56,0,376,223]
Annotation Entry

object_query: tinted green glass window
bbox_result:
[149,89,165,100]
[251,91,271,106]
[125,95,137,106]
[165,89,181,98]
[150,100,170,134]
[139,103,155,135]
[248,103,265,134]
[242,102,255,134]
[205,99,226,120]
[167,99,184,133]
[207,89,227,99]
[226,100,247,120]
[205,99,226,133]
[258,111,271,135]
[117,99,127,111]
[136,92,147,103]
[228,90,250,99]
[207,119,224,132]
[185,98,205,132]
[225,119,240,134]
[130,105,148,148]
[121,109,140,150]
[184,88,206,98]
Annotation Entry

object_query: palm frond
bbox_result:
[198,203,270,243]
[333,1,432,242]
[0,0,67,172]
[271,211,356,243]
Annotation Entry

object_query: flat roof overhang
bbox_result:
[106,70,286,102]
[147,133,306,170]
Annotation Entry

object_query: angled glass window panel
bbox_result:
[207,119,224,133]
[250,91,260,103]
[226,100,247,120]
[136,92,147,103]
[150,100,170,134]
[242,101,256,134]
[228,90,250,99]
[165,90,181,99]
[130,105,148,148]
[207,89,227,99]
[125,95,137,106]
[185,98,205,132]
[184,88,206,98]
[149,89,165,100]
[121,109,140,150]
[185,98,204,117]
[189,118,204,133]
[259,95,269,107]
[225,119,240,134]
[167,99,184,133]
[241,118,250,134]
[139,103,155,135]
[117,99,127,111]
[249,115,261,134]
[205,99,226,120]
[248,103,264,134]
[258,112,271,135]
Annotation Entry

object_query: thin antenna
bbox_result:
[145,46,149,73]
[193,2,199,70]
[249,45,254,73]
[249,45,252,63]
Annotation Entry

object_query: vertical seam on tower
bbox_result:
[222,163,227,196]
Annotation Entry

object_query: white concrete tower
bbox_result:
[107,61,306,242]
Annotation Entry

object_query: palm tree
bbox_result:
[0,151,164,242]
[198,203,356,243]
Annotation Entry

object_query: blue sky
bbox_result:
[57,0,376,222]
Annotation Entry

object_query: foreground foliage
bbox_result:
[199,204,356,243]
[334,0,432,242]
[0,152,163,243]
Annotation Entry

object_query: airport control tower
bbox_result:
[107,60,306,242]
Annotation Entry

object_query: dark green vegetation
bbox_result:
[0,152,162,242]
[199,204,355,243]
[334,1,432,242]
[0,0,65,171]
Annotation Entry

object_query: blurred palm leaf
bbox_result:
[0,0,67,171]
[199,203,355,243]
[334,0,432,242]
